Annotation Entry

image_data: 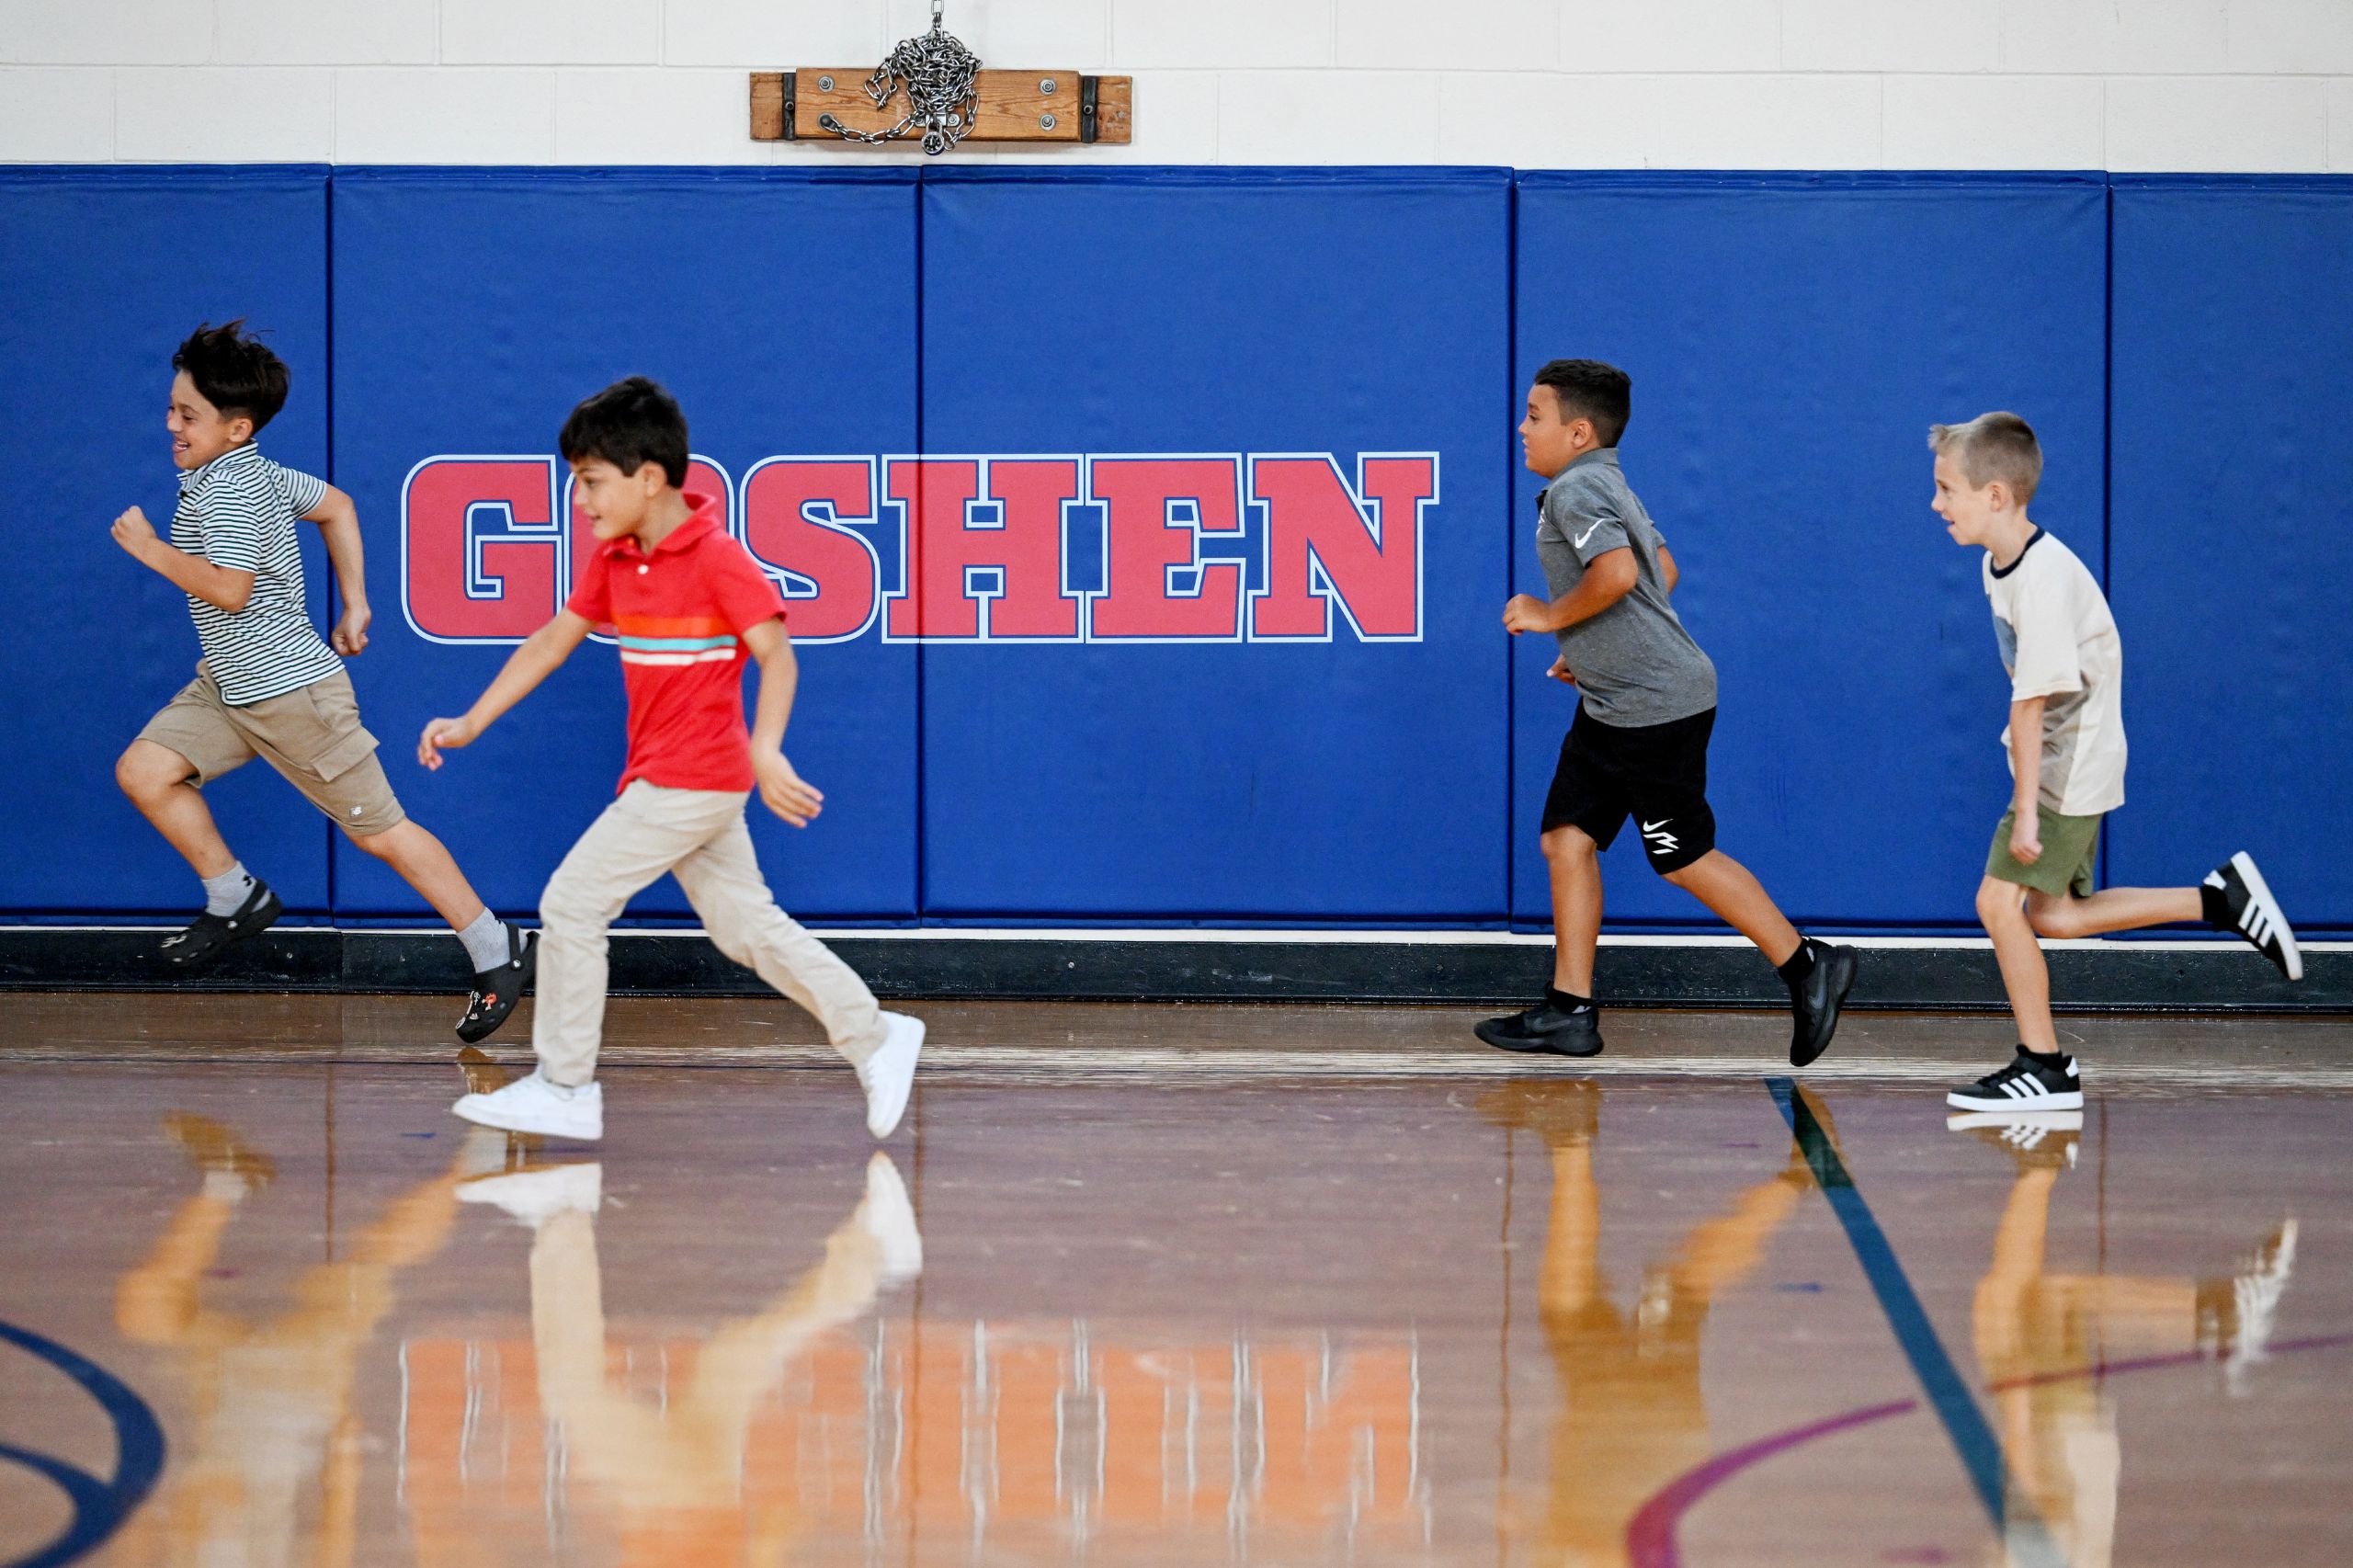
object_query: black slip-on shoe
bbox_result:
[159,881,283,972]
[457,924,537,1044]
[1788,939,1859,1067]
[1474,997,1604,1057]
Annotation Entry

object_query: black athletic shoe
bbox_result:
[1947,1047,2084,1113]
[456,923,537,1044]
[1474,996,1604,1057]
[2205,852,2302,982]
[158,881,283,971]
[1787,938,1859,1067]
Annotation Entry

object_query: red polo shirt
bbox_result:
[565,493,788,794]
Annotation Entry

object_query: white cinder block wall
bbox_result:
[3,0,2350,171]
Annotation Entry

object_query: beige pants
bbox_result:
[535,780,883,1085]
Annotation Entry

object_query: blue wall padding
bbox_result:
[329,167,921,921]
[5,165,2350,935]
[916,168,1513,918]
[0,167,333,915]
[2108,178,2353,926]
[1511,173,2109,927]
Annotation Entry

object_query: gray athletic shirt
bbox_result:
[1534,449,1718,728]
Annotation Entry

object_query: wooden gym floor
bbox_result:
[3,994,2349,1565]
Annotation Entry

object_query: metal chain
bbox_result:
[817,0,982,156]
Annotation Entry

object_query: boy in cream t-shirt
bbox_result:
[1930,413,2302,1116]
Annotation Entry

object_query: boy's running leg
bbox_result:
[1951,875,2084,1112]
[117,739,284,969]
[2024,858,2301,981]
[453,784,727,1141]
[1476,825,1606,1058]
[1661,849,1859,1068]
[118,741,239,877]
[672,814,921,1138]
[2024,884,2198,937]
[1544,824,1604,998]
[347,818,535,1041]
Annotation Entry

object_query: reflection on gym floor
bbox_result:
[1953,1111,2297,1568]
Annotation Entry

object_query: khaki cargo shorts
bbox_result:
[137,664,406,836]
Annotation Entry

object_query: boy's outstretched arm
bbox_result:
[301,483,372,654]
[1501,547,1639,635]
[110,506,255,613]
[417,611,595,768]
[741,617,824,827]
[2006,696,2047,865]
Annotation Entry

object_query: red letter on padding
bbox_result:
[1249,456,1432,640]
[1088,458,1245,640]
[885,459,1080,640]
[402,458,560,642]
[740,459,881,642]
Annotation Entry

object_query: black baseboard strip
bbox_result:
[0,929,2344,1012]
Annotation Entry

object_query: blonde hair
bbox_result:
[1927,412,2041,506]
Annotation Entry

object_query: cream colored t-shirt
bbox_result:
[1984,528,2126,817]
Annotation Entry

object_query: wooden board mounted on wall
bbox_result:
[750,70,1132,146]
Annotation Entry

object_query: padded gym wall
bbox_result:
[329,166,921,923]
[1510,172,2110,929]
[0,167,333,915]
[2108,177,2353,927]
[915,167,1513,921]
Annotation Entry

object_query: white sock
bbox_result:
[458,910,510,972]
[201,862,256,916]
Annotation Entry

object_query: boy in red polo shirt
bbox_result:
[417,378,921,1142]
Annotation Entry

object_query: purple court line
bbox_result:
[1623,1332,2353,1568]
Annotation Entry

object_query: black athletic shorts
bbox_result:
[1540,705,1717,875]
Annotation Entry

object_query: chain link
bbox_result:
[816,4,982,156]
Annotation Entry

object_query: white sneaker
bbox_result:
[458,1162,603,1225]
[855,1012,925,1139]
[453,1071,603,1142]
[858,1153,924,1285]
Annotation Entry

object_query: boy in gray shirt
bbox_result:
[1479,359,1859,1064]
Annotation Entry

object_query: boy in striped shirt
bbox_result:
[112,322,533,1041]
[418,377,923,1142]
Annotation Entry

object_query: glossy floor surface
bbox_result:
[4,995,2350,1566]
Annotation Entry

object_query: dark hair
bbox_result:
[1532,358,1631,448]
[173,320,290,431]
[559,376,689,488]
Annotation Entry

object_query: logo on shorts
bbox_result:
[1641,818,1679,855]
[401,451,1438,647]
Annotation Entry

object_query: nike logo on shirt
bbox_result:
[1573,521,1606,550]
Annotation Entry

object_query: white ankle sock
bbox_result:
[458,910,509,971]
[201,862,255,916]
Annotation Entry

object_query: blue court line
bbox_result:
[0,1319,166,1568]
[1765,1079,2060,1565]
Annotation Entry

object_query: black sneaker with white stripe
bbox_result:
[1946,1047,2083,1112]
[2203,852,2302,982]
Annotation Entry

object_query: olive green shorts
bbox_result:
[1985,805,2100,899]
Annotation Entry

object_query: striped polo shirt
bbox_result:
[171,442,344,706]
[564,494,790,794]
